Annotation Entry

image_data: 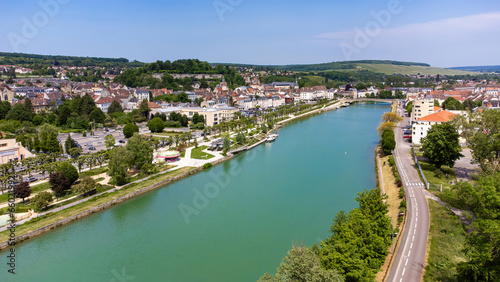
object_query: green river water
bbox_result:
[1,102,390,281]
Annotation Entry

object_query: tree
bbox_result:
[0,101,11,120]
[236,132,246,144]
[179,114,189,127]
[108,147,132,185]
[463,98,474,112]
[147,117,165,133]
[38,124,59,152]
[442,97,464,111]
[421,122,464,169]
[69,147,82,159]
[377,121,396,136]
[126,133,153,170]
[14,181,31,202]
[261,123,268,134]
[381,112,403,124]
[123,123,139,138]
[24,98,35,121]
[223,136,231,151]
[64,135,77,154]
[259,244,344,282]
[49,171,71,198]
[104,134,116,149]
[73,176,97,195]
[405,101,412,115]
[453,109,500,172]
[89,108,106,124]
[139,99,150,119]
[31,191,53,212]
[58,161,79,185]
[107,100,123,114]
[381,129,396,155]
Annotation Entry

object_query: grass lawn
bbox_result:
[79,167,108,178]
[152,131,183,137]
[424,200,467,281]
[418,160,456,191]
[0,167,195,243]
[191,146,214,159]
[0,182,51,204]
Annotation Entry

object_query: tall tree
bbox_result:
[108,147,132,185]
[125,133,153,170]
[49,171,71,198]
[31,191,53,212]
[139,99,150,119]
[13,181,31,203]
[107,100,123,114]
[104,134,116,149]
[64,135,77,153]
[421,122,464,169]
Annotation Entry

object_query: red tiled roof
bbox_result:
[417,110,457,123]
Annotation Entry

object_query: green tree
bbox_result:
[123,123,139,138]
[381,129,396,155]
[442,97,464,111]
[24,98,35,121]
[13,181,31,203]
[49,171,71,198]
[421,122,464,169]
[236,132,246,145]
[126,133,153,170]
[31,191,53,212]
[139,99,150,119]
[259,244,344,282]
[89,108,106,124]
[0,101,12,120]
[108,147,132,185]
[58,161,79,185]
[377,121,396,136]
[73,176,97,195]
[38,124,59,152]
[223,136,231,151]
[453,109,500,172]
[405,101,412,115]
[147,117,165,133]
[104,134,116,149]
[107,100,124,114]
[69,147,83,159]
[64,135,77,153]
[261,123,268,134]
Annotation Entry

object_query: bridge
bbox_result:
[344,98,401,103]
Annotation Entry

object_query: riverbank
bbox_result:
[0,99,353,249]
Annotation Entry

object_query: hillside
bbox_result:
[449,65,500,73]
[271,60,477,76]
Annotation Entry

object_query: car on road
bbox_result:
[89,146,96,150]
[403,130,412,138]
[93,135,100,138]
[25,177,37,183]
[119,140,126,143]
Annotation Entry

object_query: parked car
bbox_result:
[89,146,96,150]
[26,177,37,183]
[93,135,100,138]
[403,130,412,138]
[119,140,126,143]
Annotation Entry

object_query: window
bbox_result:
[0,143,7,147]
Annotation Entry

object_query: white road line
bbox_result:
[412,235,414,242]
[410,243,413,249]
[408,250,411,257]
[402,268,406,276]
[405,258,408,266]
[415,223,418,228]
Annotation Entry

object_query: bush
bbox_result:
[399,200,407,209]
[434,169,445,179]
[388,156,395,166]
[164,120,182,128]
[123,123,139,138]
[147,117,165,133]
[82,131,87,137]
[203,163,212,169]
[399,187,405,199]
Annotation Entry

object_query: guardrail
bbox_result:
[412,145,429,189]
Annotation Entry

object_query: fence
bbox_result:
[412,145,429,189]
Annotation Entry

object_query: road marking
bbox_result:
[405,258,408,266]
[408,250,411,257]
[402,268,406,276]
[412,235,414,242]
[415,223,418,228]
[410,243,413,249]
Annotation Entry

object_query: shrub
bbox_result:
[203,163,212,169]
[388,156,395,166]
[58,161,79,184]
[399,200,407,209]
[123,123,139,138]
[434,169,445,179]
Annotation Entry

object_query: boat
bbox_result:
[266,133,279,142]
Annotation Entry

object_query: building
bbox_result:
[411,99,435,123]
[412,110,457,145]
[0,139,34,164]
[134,89,150,102]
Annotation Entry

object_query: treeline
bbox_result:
[0,52,143,68]
[261,188,392,282]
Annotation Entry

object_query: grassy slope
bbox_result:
[355,64,477,76]
[424,200,467,281]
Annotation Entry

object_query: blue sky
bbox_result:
[2,0,500,67]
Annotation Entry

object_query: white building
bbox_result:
[412,110,457,145]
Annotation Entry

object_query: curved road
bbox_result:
[387,106,430,282]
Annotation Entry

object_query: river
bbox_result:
[1,102,390,281]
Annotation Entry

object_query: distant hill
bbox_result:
[449,65,500,73]
[0,52,144,68]
[268,60,477,76]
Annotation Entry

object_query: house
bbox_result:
[412,110,457,145]
[0,82,14,102]
[134,89,150,102]
[0,139,34,164]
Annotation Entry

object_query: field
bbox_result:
[355,63,477,76]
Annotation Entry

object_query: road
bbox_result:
[387,105,430,282]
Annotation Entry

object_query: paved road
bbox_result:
[387,106,430,282]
